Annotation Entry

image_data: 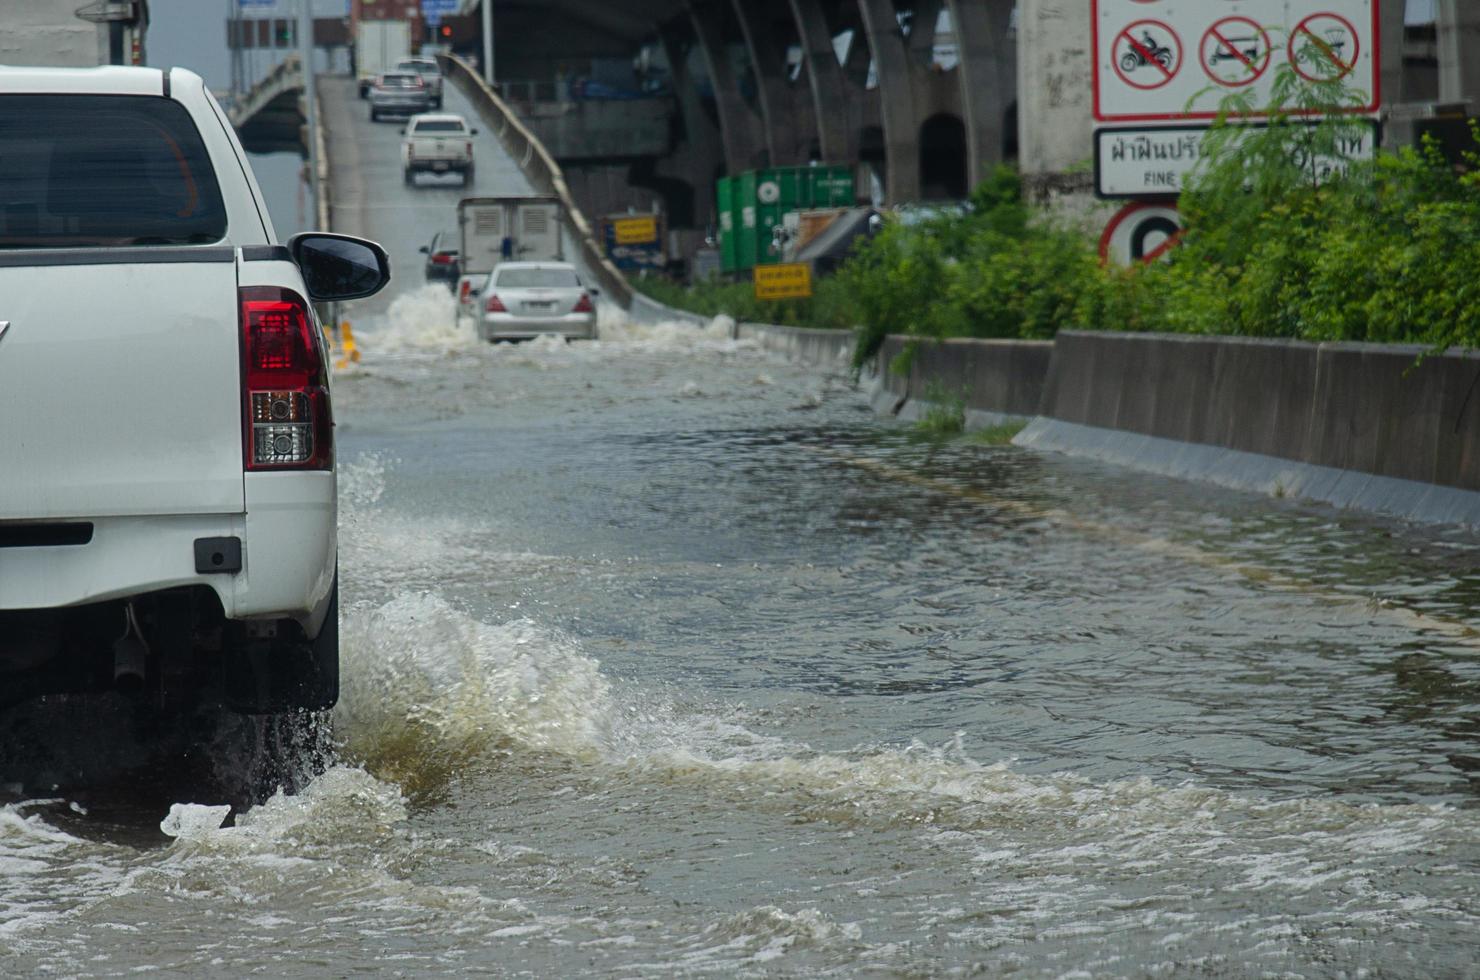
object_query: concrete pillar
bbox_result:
[947,0,1015,186]
[731,0,814,164]
[1378,0,1405,108]
[855,0,922,202]
[686,0,769,172]
[907,0,946,66]
[1436,0,1480,108]
[786,0,856,162]
[658,22,725,230]
[1016,0,1094,204]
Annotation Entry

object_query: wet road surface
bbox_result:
[1,77,1477,978]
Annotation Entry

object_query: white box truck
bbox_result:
[454,197,565,319]
[355,19,412,98]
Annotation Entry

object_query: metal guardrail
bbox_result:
[435,53,634,308]
[311,77,330,233]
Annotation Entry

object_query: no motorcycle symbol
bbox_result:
[1201,17,1272,87]
[1112,21,1182,90]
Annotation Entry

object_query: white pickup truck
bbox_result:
[0,66,389,715]
[401,113,476,186]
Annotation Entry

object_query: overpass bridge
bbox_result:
[227,53,308,156]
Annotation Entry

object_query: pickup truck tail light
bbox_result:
[572,293,594,314]
[240,286,332,471]
[484,293,507,313]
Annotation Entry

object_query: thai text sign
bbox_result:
[1095,121,1380,198]
[754,263,813,301]
[611,215,659,245]
[1092,0,1380,122]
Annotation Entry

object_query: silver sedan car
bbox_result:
[477,262,597,342]
[368,71,431,121]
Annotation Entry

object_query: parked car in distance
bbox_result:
[394,58,444,108]
[368,71,430,121]
[420,230,460,287]
[401,113,476,186]
[477,262,597,342]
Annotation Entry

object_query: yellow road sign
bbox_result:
[611,215,659,245]
[753,262,812,300]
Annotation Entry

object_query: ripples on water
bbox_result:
[4,289,1478,976]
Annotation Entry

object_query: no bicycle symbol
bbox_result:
[1112,20,1182,90]
[1200,17,1271,87]
[1289,13,1359,82]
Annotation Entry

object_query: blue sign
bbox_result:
[421,0,458,26]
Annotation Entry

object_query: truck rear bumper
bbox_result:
[0,472,336,634]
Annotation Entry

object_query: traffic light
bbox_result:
[440,24,452,38]
[274,20,293,48]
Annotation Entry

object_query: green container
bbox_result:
[805,165,857,208]
[717,165,857,273]
[715,177,738,273]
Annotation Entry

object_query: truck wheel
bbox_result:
[370,108,380,122]
[462,166,474,186]
[404,168,414,186]
[222,576,339,714]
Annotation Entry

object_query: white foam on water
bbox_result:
[355,284,468,357]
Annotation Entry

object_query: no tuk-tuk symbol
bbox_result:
[1200,17,1272,88]
[1289,13,1360,82]
[1111,20,1182,91]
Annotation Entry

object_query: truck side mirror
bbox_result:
[470,128,479,135]
[289,232,392,302]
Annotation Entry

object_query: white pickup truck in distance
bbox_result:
[401,113,476,186]
[0,65,390,715]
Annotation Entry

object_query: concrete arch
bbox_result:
[919,112,967,199]
[945,0,1015,190]
[730,0,818,165]
[686,0,768,172]
[855,0,922,202]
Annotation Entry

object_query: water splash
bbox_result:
[359,284,467,355]
[333,593,611,803]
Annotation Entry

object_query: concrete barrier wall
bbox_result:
[878,336,1053,419]
[736,323,856,367]
[1038,331,1480,492]
[746,323,1480,525]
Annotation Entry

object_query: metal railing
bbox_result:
[435,53,634,308]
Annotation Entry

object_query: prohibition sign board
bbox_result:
[1111,21,1182,91]
[1289,13,1359,82]
[1093,0,1380,123]
[1098,202,1182,266]
[1200,17,1272,88]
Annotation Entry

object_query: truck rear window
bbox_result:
[0,95,227,248]
[413,120,465,133]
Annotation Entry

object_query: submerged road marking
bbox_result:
[807,445,1480,646]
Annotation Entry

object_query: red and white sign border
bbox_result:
[1092,2,1382,123]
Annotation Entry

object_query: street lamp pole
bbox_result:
[299,0,320,228]
[481,0,495,87]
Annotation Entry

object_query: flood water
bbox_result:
[3,288,1477,977]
